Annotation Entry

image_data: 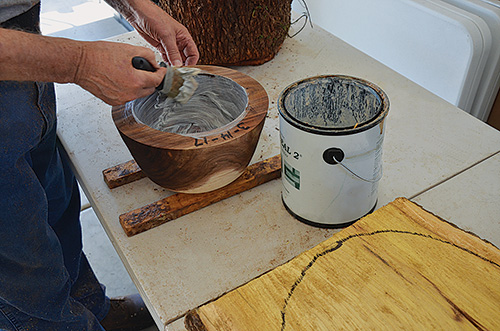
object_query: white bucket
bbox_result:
[278,75,389,228]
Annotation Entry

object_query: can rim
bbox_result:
[278,75,390,136]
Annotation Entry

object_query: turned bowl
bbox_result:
[112,65,268,193]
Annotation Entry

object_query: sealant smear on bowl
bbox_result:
[284,77,382,129]
[131,74,249,137]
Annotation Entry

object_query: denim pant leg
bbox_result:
[0,81,108,330]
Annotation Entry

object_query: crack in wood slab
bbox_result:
[183,199,500,331]
[279,230,500,331]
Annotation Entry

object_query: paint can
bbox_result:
[278,75,390,228]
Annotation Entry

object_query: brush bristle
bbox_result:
[169,67,201,103]
[167,73,184,98]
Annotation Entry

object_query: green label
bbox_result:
[284,161,300,190]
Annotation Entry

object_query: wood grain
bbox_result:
[112,65,269,193]
[185,198,500,330]
[119,154,281,237]
[102,159,144,189]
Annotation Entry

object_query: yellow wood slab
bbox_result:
[185,198,500,330]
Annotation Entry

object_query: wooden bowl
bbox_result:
[112,65,268,193]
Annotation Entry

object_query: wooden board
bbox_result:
[119,155,281,237]
[103,159,145,189]
[185,198,500,330]
[487,87,500,131]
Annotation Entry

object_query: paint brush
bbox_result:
[132,56,200,104]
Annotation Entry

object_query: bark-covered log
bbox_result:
[158,0,292,66]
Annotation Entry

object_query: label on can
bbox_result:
[284,160,300,190]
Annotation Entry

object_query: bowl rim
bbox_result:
[112,65,269,150]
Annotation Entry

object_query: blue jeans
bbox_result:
[0,81,109,330]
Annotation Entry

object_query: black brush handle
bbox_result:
[132,56,156,72]
[132,56,166,91]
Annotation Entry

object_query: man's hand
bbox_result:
[107,0,199,66]
[0,29,166,105]
[73,41,167,105]
[0,0,199,106]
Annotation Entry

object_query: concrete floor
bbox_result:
[40,1,159,330]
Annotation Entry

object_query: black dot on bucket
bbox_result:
[323,148,344,165]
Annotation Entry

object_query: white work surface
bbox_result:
[55,22,500,330]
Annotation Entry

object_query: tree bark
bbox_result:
[158,0,292,66]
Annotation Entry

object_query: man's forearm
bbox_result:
[104,0,146,22]
[0,28,82,83]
